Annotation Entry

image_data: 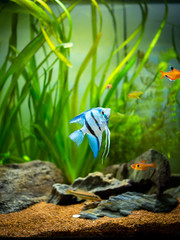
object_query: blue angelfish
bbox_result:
[69,107,111,161]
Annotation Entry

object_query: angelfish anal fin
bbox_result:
[87,133,99,158]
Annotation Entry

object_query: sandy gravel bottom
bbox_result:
[0,199,180,238]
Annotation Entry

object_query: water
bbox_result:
[0,2,179,87]
[0,1,180,180]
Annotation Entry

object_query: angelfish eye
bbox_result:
[101,111,105,115]
[137,164,139,168]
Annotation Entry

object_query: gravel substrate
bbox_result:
[0,199,180,238]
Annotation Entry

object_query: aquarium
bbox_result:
[0,1,180,238]
[0,0,180,184]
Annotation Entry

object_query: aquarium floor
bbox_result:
[0,199,180,238]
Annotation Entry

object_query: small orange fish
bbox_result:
[160,66,180,81]
[128,91,143,99]
[131,160,156,171]
[106,84,112,89]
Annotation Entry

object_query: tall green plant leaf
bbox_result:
[129,0,168,86]
[71,32,102,117]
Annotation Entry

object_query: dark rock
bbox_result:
[79,191,178,220]
[168,174,180,188]
[103,149,170,195]
[163,174,180,198]
[164,186,180,198]
[102,164,119,178]
[72,171,113,190]
[46,183,80,205]
[0,160,64,214]
[47,172,133,205]
[72,171,133,199]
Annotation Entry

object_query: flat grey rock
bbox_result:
[72,172,133,199]
[47,172,133,205]
[79,191,178,220]
[164,186,180,198]
[47,183,80,205]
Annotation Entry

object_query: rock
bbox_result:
[164,186,180,198]
[47,172,133,205]
[72,172,133,199]
[103,149,170,195]
[168,174,180,188]
[79,191,178,220]
[163,174,180,198]
[0,160,64,214]
[46,183,80,205]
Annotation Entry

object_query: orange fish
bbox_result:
[106,84,112,89]
[160,66,180,81]
[131,160,156,171]
[128,91,143,99]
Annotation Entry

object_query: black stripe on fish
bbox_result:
[85,117,100,150]
[90,111,102,131]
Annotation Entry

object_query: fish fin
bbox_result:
[167,77,175,82]
[69,129,84,146]
[152,162,156,168]
[140,160,146,163]
[160,70,165,79]
[66,188,72,194]
[102,127,110,163]
[98,134,102,149]
[70,113,85,125]
[76,188,87,193]
[70,109,94,125]
[87,133,99,158]
[77,196,83,201]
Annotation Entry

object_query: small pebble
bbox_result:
[72,214,80,218]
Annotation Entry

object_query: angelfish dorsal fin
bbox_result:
[70,113,85,125]
[140,160,146,164]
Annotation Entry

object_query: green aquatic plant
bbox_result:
[108,48,180,171]
[0,0,80,182]
[105,0,180,168]
[108,112,142,164]
[1,0,178,182]
[71,1,150,178]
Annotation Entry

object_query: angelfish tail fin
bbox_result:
[69,129,84,146]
